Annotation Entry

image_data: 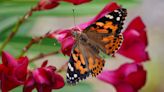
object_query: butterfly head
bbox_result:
[71,27,82,39]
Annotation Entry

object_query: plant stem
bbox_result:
[30,51,60,62]
[0,8,35,53]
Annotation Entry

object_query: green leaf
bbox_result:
[0,36,60,57]
[0,0,140,17]
[55,82,93,92]
[11,86,23,92]
[0,16,18,34]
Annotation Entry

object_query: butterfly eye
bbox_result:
[71,27,82,38]
[71,31,78,37]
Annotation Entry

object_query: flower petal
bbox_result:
[52,73,65,89]
[34,0,59,10]
[41,60,48,67]
[46,65,57,72]
[61,36,75,56]
[97,63,147,92]
[24,61,65,92]
[61,0,92,5]
[1,51,17,67]
[116,83,136,92]
[34,0,91,11]
[98,70,122,86]
[0,52,29,91]
[124,17,148,46]
[33,68,50,85]
[118,17,150,62]
[0,65,5,79]
[36,85,52,92]
[23,74,35,92]
[48,29,72,43]
[1,74,22,91]
[124,69,146,90]
[14,57,29,81]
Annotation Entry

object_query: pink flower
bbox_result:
[118,17,150,62]
[61,0,92,5]
[48,29,75,56]
[49,2,120,56]
[97,63,147,92]
[23,61,65,92]
[34,0,59,10]
[0,51,29,92]
[48,29,72,43]
[61,36,75,56]
[33,0,92,10]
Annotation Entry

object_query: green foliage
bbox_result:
[56,82,93,92]
[0,36,60,57]
[0,0,139,17]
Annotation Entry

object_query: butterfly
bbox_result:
[66,8,127,84]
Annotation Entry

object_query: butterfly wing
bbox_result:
[66,40,105,84]
[83,8,127,55]
[66,43,90,84]
[66,8,127,84]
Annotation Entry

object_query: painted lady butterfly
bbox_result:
[66,8,127,84]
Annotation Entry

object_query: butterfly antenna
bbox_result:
[72,9,77,27]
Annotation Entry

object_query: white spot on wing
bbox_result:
[74,74,78,78]
[109,16,114,19]
[105,15,114,19]
[68,63,74,71]
[114,10,119,12]
[116,17,120,21]
[66,73,69,77]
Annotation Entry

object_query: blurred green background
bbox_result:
[0,0,164,92]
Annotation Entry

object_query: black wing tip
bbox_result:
[67,75,89,85]
[121,8,127,17]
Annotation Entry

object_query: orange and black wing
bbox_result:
[66,42,105,84]
[66,8,127,84]
[83,8,127,55]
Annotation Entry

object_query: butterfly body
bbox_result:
[67,8,127,84]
